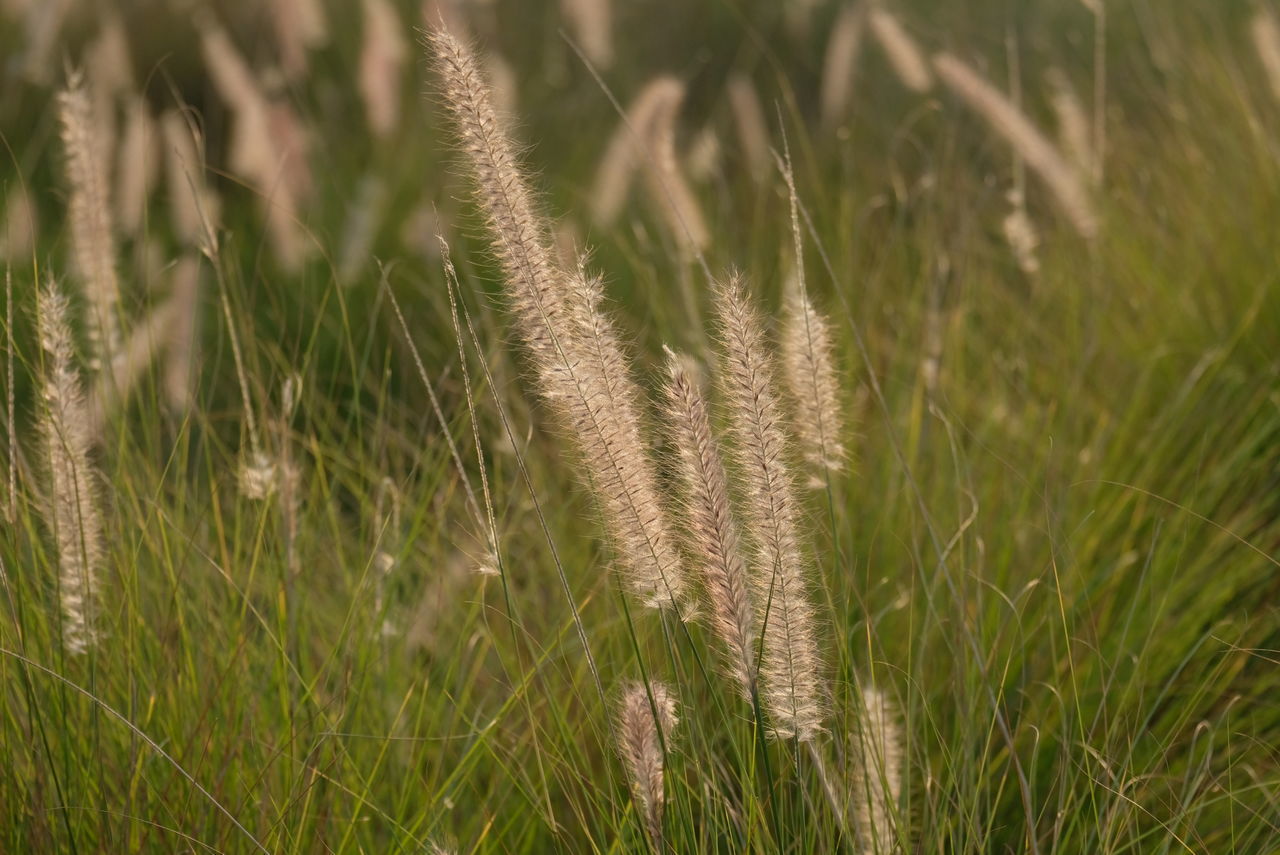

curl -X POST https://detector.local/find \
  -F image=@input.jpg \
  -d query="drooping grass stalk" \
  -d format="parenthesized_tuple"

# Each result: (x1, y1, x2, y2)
(820, 3, 868, 128)
(616, 681, 678, 850)
(115, 95, 155, 238)
(715, 275, 825, 742)
(359, 0, 408, 139)
(591, 76, 683, 227)
(867, 7, 933, 93)
(37, 283, 104, 655)
(727, 74, 770, 182)
(58, 70, 121, 374)
(933, 51, 1098, 239)
(429, 27, 688, 611)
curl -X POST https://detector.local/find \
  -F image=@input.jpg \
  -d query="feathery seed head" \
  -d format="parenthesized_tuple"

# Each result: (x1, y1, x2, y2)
(58, 69, 122, 373)
(616, 681, 678, 848)
(430, 31, 687, 612)
(714, 275, 826, 740)
(781, 282, 846, 478)
(663, 348, 757, 697)
(849, 684, 904, 853)
(37, 282, 104, 655)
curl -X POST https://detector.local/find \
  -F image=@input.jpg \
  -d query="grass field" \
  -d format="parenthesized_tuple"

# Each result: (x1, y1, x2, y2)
(2, 1, 1279, 852)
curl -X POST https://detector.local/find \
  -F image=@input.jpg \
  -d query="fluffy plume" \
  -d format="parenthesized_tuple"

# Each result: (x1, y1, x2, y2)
(561, 0, 613, 70)
(781, 284, 846, 477)
(590, 76, 684, 226)
(116, 95, 157, 237)
(1002, 188, 1040, 276)
(1044, 67, 1093, 181)
(1252, 7, 1280, 105)
(360, 0, 409, 138)
(934, 52, 1098, 239)
(616, 681, 678, 849)
(59, 70, 121, 373)
(727, 74, 770, 182)
(820, 3, 868, 128)
(160, 109, 219, 251)
(430, 28, 687, 609)
(37, 284, 103, 655)
(663, 350, 757, 697)
(642, 83, 709, 253)
(868, 7, 933, 93)
(200, 14, 311, 270)
(849, 685, 904, 853)
(715, 276, 825, 740)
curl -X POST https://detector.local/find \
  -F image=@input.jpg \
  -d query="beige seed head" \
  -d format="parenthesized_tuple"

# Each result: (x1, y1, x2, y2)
(934, 51, 1098, 239)
(663, 349, 757, 697)
(590, 76, 684, 227)
(715, 275, 825, 741)
(868, 7, 933, 93)
(37, 283, 104, 655)
(616, 681, 678, 848)
(58, 70, 122, 373)
(727, 74, 770, 182)
(849, 685, 904, 853)
(781, 281, 846, 478)
(560, 0, 613, 70)
(820, 3, 868, 128)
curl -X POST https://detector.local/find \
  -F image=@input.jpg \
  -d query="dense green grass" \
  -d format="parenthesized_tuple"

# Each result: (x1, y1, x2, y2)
(2, 1, 1279, 851)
